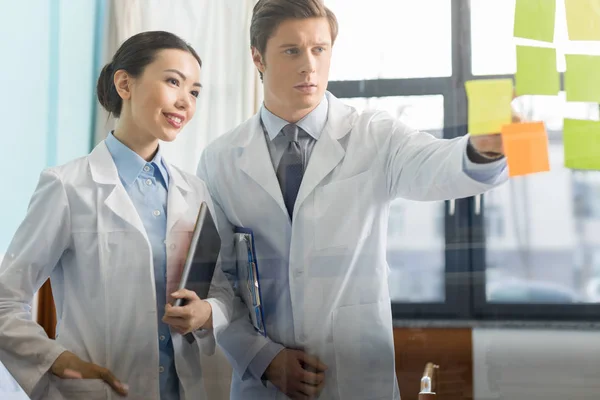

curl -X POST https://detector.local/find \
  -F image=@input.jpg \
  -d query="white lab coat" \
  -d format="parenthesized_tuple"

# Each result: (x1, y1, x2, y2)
(197, 91, 507, 400)
(0, 141, 232, 400)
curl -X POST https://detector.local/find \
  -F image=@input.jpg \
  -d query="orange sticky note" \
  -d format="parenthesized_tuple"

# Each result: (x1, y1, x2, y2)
(501, 122, 550, 177)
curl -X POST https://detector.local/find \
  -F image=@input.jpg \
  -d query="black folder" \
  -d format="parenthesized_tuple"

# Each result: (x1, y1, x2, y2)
(174, 201, 221, 343)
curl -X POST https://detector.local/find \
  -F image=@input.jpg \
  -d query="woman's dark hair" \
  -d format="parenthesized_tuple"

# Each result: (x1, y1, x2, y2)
(96, 31, 202, 118)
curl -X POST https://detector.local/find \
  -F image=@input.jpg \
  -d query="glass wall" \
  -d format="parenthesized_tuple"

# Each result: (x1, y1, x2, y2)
(326, 0, 600, 319)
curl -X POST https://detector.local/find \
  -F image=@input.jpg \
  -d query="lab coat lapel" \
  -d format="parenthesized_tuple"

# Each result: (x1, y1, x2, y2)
(236, 115, 289, 220)
(164, 164, 193, 299)
(165, 165, 191, 235)
(88, 142, 147, 238)
(293, 93, 357, 216)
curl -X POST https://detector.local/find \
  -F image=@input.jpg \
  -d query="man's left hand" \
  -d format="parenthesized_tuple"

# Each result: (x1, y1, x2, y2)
(163, 289, 213, 334)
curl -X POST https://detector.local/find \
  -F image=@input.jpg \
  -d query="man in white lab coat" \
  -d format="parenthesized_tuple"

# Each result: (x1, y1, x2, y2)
(197, 1, 510, 399)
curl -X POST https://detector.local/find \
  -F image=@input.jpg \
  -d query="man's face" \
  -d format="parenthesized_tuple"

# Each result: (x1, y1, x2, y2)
(253, 17, 332, 121)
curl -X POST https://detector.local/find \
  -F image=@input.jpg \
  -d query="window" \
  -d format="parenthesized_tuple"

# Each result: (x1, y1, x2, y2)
(484, 202, 505, 239)
(467, 2, 600, 319)
(386, 197, 446, 303)
(326, 0, 459, 314)
(470, 0, 600, 76)
(340, 95, 444, 135)
(326, 0, 464, 315)
(328, 0, 600, 321)
(484, 97, 600, 305)
(326, 0, 452, 80)
(339, 95, 446, 303)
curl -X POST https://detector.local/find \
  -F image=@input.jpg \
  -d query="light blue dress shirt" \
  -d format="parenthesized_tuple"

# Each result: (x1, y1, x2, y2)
(247, 96, 508, 379)
(262, 94, 328, 171)
(105, 133, 179, 400)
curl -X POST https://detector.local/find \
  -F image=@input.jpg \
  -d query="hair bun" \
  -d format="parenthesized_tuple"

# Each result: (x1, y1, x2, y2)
(96, 62, 121, 116)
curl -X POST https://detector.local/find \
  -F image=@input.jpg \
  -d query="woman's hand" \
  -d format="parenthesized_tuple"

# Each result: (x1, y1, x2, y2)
(163, 289, 213, 334)
(50, 351, 128, 396)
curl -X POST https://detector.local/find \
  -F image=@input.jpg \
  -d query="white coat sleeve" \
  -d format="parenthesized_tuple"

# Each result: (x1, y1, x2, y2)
(196, 150, 276, 379)
(0, 168, 70, 395)
(370, 111, 508, 201)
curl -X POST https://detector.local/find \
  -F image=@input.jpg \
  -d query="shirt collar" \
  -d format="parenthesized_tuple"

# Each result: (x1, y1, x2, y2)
(104, 132, 169, 187)
(260, 95, 329, 141)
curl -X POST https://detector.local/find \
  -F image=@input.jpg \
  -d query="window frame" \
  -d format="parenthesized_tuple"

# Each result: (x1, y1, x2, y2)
(329, 1, 472, 320)
(328, 0, 600, 322)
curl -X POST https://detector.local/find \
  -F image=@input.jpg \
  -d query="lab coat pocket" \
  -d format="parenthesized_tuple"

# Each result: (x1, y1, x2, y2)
(52, 377, 108, 400)
(332, 300, 395, 400)
(314, 170, 372, 251)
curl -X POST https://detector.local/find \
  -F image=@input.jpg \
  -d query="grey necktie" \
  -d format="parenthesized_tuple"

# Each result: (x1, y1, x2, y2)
(276, 124, 304, 219)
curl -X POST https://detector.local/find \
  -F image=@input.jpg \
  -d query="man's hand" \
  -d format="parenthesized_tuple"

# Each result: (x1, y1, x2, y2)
(163, 289, 213, 333)
(469, 106, 523, 158)
(50, 351, 128, 396)
(264, 349, 327, 399)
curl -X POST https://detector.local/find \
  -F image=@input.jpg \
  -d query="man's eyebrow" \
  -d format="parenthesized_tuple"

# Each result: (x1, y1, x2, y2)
(278, 41, 331, 48)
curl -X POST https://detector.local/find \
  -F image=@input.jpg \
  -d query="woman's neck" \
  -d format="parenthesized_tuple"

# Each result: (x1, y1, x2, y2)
(113, 123, 159, 162)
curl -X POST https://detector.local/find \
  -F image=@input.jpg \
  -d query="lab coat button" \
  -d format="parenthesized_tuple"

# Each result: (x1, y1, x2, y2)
(145, 179, 153, 186)
(143, 165, 150, 172)
(159, 335, 165, 341)
(153, 210, 161, 217)
(159, 366, 165, 373)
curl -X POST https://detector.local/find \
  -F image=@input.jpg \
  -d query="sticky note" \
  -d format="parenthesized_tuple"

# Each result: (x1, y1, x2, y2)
(501, 122, 550, 177)
(465, 79, 513, 135)
(564, 54, 600, 102)
(514, 0, 556, 42)
(565, 0, 600, 40)
(515, 46, 559, 96)
(564, 119, 600, 170)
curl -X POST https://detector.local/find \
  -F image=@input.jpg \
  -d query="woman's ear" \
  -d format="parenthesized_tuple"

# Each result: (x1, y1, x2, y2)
(114, 69, 132, 101)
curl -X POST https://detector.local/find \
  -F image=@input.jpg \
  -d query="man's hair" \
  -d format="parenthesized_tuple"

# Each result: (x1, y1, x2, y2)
(250, 0, 338, 79)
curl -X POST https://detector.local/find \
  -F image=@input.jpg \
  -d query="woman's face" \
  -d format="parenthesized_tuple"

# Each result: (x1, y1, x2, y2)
(118, 48, 202, 143)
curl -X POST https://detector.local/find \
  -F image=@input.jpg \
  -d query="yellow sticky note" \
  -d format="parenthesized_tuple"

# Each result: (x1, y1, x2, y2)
(501, 122, 550, 177)
(465, 79, 513, 136)
(564, 54, 600, 102)
(514, 0, 556, 42)
(564, 119, 600, 170)
(565, 0, 600, 40)
(516, 46, 559, 96)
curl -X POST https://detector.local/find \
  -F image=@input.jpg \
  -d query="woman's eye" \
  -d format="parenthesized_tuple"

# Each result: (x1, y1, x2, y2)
(191, 91, 199, 98)
(168, 78, 179, 86)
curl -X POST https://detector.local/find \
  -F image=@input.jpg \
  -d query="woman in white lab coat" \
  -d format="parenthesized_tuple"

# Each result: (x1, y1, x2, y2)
(0, 31, 231, 400)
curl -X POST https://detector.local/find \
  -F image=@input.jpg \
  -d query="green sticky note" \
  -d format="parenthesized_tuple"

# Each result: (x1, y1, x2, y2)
(514, 0, 556, 42)
(565, 0, 600, 40)
(564, 119, 600, 170)
(564, 54, 600, 102)
(515, 46, 559, 96)
(465, 79, 513, 136)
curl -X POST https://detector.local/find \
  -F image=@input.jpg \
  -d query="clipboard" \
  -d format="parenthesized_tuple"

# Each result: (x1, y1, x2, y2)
(234, 227, 267, 337)
(175, 201, 221, 343)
